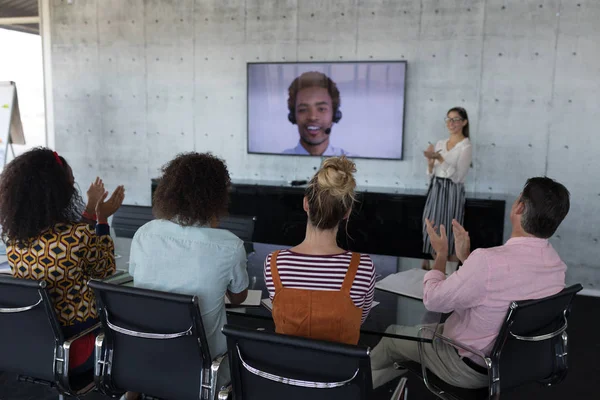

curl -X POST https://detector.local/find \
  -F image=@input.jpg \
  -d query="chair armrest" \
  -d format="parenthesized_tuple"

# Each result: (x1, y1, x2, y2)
(94, 333, 105, 392)
(418, 326, 490, 367)
(415, 326, 493, 400)
(210, 353, 228, 400)
(57, 322, 103, 390)
(218, 385, 232, 400)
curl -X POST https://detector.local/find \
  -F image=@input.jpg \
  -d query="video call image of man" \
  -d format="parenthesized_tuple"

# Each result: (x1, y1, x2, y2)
(283, 71, 351, 156)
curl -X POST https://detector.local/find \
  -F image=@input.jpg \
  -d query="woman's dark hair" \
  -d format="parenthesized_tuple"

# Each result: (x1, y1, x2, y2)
(153, 152, 231, 226)
(447, 107, 470, 138)
(520, 177, 570, 238)
(305, 156, 356, 230)
(0, 147, 84, 245)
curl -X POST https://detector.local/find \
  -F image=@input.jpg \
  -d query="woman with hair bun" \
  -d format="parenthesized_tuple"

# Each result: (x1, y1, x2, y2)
(263, 156, 376, 345)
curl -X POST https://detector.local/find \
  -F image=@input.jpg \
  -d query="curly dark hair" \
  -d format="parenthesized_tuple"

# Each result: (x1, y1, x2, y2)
(153, 152, 231, 226)
(0, 147, 84, 245)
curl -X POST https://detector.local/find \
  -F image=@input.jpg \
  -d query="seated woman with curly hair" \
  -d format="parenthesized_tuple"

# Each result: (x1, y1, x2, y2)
(0, 147, 125, 373)
(126, 152, 248, 399)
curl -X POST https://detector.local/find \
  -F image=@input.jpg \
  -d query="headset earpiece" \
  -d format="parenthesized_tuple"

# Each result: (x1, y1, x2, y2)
(333, 109, 342, 123)
(288, 111, 296, 125)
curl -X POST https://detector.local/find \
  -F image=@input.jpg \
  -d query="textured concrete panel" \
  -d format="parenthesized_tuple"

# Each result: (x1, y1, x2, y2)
(97, 46, 147, 110)
(53, 97, 102, 141)
(246, 0, 297, 44)
(357, 0, 421, 42)
(546, 110, 598, 190)
(51, 45, 100, 101)
(298, 0, 358, 59)
(355, 39, 417, 63)
(97, 0, 145, 47)
(414, 39, 483, 89)
(194, 45, 246, 91)
(245, 44, 299, 64)
(146, 46, 194, 89)
(484, 0, 560, 39)
(558, 1, 600, 38)
(51, 0, 97, 46)
(99, 108, 147, 162)
(553, 35, 600, 94)
(96, 161, 151, 206)
(146, 117, 195, 177)
(480, 37, 557, 99)
(474, 143, 546, 195)
(194, 0, 246, 46)
(421, 0, 484, 39)
(144, 0, 194, 47)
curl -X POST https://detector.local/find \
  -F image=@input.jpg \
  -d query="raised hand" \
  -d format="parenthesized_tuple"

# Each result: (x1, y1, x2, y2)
(425, 218, 448, 258)
(424, 143, 436, 159)
(452, 219, 471, 263)
(96, 185, 125, 223)
(86, 177, 105, 214)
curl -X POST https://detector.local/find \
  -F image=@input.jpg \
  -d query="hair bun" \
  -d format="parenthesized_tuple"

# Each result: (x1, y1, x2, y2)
(316, 156, 357, 198)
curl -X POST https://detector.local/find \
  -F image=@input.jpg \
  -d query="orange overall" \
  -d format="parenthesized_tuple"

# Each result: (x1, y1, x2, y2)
(270, 250, 363, 345)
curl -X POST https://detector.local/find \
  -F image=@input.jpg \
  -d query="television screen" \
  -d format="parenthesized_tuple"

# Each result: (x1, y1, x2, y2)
(247, 61, 407, 160)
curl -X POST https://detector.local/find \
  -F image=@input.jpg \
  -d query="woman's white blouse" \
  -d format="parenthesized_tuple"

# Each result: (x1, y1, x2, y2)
(426, 138, 472, 184)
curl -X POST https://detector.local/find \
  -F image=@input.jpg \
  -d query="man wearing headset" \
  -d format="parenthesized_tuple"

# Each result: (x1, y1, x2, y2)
(283, 71, 350, 156)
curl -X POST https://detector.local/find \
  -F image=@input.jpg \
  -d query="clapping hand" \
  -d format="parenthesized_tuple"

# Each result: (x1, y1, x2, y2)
(86, 177, 105, 214)
(95, 185, 125, 223)
(425, 218, 448, 259)
(452, 219, 471, 263)
(424, 144, 436, 159)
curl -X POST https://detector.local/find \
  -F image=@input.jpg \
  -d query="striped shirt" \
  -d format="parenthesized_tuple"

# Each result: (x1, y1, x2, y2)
(264, 250, 376, 323)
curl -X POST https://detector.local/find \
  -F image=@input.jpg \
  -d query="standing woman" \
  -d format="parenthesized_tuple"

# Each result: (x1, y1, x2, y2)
(422, 107, 473, 269)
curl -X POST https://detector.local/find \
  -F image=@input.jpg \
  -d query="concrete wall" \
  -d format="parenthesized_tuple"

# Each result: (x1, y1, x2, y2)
(47, 0, 599, 289)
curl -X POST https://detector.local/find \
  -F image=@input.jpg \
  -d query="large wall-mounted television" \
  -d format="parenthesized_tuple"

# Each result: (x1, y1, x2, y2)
(247, 61, 407, 160)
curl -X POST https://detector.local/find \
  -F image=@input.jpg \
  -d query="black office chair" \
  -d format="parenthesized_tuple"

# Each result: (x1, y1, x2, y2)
(0, 275, 98, 399)
(401, 283, 583, 400)
(89, 279, 226, 400)
(220, 324, 375, 400)
(112, 205, 155, 238)
(112, 205, 256, 251)
(218, 215, 257, 254)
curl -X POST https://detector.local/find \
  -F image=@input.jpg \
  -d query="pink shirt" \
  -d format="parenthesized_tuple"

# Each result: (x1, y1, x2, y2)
(423, 237, 566, 362)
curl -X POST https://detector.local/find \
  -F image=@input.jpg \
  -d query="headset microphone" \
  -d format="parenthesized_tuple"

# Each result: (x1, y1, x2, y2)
(325, 127, 332, 135)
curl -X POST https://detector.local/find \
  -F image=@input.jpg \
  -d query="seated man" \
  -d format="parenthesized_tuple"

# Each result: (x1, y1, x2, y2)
(371, 177, 570, 389)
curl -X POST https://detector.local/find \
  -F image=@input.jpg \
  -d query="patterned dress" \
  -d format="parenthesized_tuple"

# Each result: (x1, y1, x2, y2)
(8, 222, 115, 327)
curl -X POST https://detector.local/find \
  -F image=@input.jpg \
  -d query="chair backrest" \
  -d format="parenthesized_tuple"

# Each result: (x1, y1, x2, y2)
(112, 205, 256, 243)
(112, 205, 154, 238)
(217, 215, 256, 243)
(491, 284, 583, 391)
(0, 275, 63, 382)
(88, 280, 212, 400)
(222, 324, 373, 400)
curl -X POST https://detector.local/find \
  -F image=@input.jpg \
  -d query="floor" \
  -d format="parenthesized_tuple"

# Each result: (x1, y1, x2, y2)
(1, 295, 598, 399)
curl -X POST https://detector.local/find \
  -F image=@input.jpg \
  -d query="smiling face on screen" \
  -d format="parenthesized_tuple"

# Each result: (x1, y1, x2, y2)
(295, 86, 334, 150)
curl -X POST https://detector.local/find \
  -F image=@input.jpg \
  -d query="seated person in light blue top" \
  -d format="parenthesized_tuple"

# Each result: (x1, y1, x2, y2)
(283, 71, 350, 156)
(128, 152, 248, 396)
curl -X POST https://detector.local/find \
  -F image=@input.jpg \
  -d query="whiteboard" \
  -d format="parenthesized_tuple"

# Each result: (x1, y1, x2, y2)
(0, 81, 26, 169)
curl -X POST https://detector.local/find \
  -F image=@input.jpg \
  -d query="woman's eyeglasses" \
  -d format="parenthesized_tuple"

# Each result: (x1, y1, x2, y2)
(444, 117, 464, 123)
